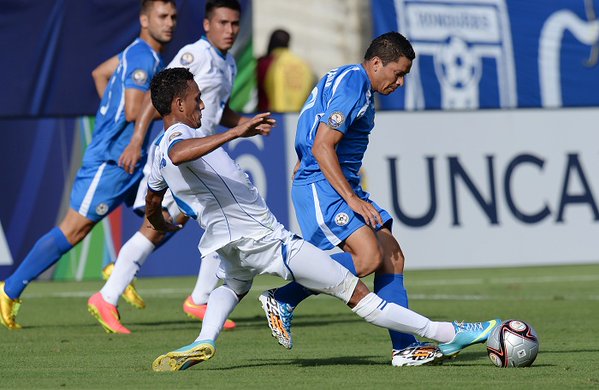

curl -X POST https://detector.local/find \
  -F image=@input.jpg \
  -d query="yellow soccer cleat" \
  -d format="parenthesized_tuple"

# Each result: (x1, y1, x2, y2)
(102, 262, 146, 309)
(152, 340, 215, 372)
(0, 281, 22, 330)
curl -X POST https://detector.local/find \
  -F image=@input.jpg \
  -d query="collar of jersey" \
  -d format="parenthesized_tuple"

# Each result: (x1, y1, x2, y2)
(357, 63, 374, 93)
(201, 35, 227, 60)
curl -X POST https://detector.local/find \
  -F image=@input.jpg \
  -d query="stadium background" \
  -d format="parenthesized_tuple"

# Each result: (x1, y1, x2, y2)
(1, 0, 598, 281)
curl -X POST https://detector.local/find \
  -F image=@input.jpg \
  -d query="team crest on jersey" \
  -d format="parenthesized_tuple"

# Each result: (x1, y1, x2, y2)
(160, 158, 166, 169)
(169, 131, 182, 141)
(328, 111, 345, 129)
(335, 212, 350, 226)
(132, 69, 148, 86)
(96, 203, 109, 216)
(180, 52, 194, 66)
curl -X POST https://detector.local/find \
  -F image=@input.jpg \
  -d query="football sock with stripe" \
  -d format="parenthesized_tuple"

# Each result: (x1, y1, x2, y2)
(352, 292, 453, 342)
(374, 273, 418, 349)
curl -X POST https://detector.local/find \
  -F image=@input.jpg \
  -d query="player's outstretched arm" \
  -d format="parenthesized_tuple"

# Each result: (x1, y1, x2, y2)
(168, 113, 275, 165)
(312, 123, 382, 228)
(221, 103, 275, 133)
(145, 188, 182, 232)
(92, 55, 119, 98)
(119, 92, 161, 174)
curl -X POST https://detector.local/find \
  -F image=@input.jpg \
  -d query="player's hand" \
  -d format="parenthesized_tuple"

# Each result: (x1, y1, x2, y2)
(235, 113, 276, 138)
(118, 144, 142, 174)
(347, 196, 383, 228)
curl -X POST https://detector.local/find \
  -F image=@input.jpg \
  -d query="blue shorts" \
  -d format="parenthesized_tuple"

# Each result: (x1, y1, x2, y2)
(70, 160, 142, 222)
(291, 179, 392, 250)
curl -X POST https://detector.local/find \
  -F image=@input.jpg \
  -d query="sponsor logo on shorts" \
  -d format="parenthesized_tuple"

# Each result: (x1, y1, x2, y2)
(335, 212, 349, 226)
(328, 111, 345, 129)
(180, 52, 194, 66)
(96, 203, 109, 216)
(169, 131, 182, 141)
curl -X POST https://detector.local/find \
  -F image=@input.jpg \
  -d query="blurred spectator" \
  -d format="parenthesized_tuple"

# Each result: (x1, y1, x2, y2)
(257, 29, 314, 112)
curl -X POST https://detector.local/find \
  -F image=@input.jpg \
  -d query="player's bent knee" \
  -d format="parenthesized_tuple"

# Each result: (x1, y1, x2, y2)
(353, 250, 383, 277)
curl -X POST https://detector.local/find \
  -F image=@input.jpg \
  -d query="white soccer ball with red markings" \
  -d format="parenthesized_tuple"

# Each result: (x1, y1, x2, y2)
(487, 319, 539, 367)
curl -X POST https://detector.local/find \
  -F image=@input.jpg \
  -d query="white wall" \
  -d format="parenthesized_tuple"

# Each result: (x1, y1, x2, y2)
(253, 0, 372, 79)
(285, 108, 599, 269)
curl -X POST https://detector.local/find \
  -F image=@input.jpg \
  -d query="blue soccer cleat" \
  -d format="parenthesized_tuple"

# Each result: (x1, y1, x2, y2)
(152, 340, 215, 372)
(258, 289, 294, 349)
(439, 319, 500, 357)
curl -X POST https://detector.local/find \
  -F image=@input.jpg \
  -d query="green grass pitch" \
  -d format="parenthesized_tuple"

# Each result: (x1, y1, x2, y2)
(1, 263, 598, 389)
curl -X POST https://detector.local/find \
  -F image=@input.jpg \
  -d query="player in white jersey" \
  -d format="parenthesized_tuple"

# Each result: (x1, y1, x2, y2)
(88, 0, 269, 333)
(144, 67, 499, 371)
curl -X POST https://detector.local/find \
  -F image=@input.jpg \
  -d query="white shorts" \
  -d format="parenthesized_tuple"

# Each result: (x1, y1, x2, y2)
(216, 226, 359, 302)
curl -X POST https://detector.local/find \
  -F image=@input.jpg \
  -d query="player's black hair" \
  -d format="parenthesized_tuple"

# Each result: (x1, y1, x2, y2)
(140, 0, 175, 15)
(151, 68, 195, 116)
(267, 29, 290, 54)
(205, 0, 241, 19)
(364, 32, 415, 65)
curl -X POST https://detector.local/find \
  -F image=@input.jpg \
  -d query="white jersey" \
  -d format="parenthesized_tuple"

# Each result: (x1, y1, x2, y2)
(148, 123, 282, 254)
(134, 37, 237, 213)
(167, 37, 237, 136)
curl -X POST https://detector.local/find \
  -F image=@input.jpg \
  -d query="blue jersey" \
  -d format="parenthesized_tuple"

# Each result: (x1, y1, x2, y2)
(294, 63, 375, 187)
(84, 38, 163, 166)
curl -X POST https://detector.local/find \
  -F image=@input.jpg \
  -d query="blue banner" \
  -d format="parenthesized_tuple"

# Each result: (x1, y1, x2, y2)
(371, 0, 599, 110)
(0, 0, 250, 117)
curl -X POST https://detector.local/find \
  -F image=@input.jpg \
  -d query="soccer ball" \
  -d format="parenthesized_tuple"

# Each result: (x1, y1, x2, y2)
(486, 320, 539, 367)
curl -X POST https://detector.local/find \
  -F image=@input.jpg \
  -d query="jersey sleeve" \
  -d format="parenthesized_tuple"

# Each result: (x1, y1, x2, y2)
(167, 44, 209, 76)
(123, 45, 156, 92)
(164, 124, 196, 152)
(320, 70, 369, 134)
(147, 143, 168, 192)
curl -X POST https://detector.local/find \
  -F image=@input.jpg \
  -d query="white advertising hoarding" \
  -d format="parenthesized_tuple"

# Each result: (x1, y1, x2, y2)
(285, 108, 599, 269)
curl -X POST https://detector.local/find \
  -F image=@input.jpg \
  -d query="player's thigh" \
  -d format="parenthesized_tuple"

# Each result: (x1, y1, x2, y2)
(70, 161, 142, 222)
(341, 225, 384, 276)
(287, 240, 359, 304)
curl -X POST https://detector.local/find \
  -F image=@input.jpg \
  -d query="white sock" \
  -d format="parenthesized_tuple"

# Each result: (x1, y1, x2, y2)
(352, 293, 455, 343)
(190, 252, 222, 304)
(100, 232, 154, 306)
(196, 286, 239, 342)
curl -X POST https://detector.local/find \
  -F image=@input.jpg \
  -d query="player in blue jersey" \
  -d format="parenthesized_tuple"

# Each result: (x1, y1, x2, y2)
(0, 0, 177, 330)
(258, 32, 442, 366)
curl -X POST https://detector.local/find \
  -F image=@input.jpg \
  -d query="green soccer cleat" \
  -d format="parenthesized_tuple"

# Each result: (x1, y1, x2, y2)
(439, 319, 500, 357)
(152, 340, 216, 372)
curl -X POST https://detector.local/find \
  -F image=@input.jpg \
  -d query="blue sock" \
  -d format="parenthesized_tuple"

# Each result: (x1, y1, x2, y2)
(4, 227, 73, 299)
(274, 252, 358, 308)
(374, 273, 418, 350)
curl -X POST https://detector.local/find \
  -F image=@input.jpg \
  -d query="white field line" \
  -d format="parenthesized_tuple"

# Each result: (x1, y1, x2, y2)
(22, 274, 599, 300)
